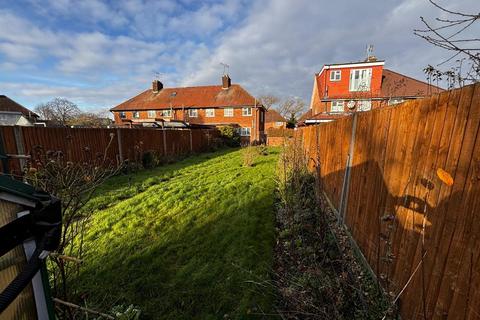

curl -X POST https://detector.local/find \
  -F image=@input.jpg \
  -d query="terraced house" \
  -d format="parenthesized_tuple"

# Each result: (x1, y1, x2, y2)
(110, 75, 266, 143)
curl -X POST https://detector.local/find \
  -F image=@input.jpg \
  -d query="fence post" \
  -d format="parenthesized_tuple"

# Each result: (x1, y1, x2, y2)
(116, 128, 123, 163)
(338, 113, 358, 224)
(189, 129, 193, 153)
(162, 129, 167, 155)
(13, 126, 26, 170)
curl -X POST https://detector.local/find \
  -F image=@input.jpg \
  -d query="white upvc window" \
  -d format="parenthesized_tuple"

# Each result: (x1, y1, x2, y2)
(224, 107, 234, 117)
(240, 127, 251, 136)
(330, 70, 341, 81)
(147, 110, 156, 118)
(357, 100, 372, 111)
(275, 121, 284, 127)
(388, 98, 404, 106)
(188, 109, 198, 117)
(349, 68, 372, 92)
(205, 108, 215, 117)
(162, 109, 172, 117)
(331, 100, 344, 113)
(242, 107, 252, 116)
(119, 111, 126, 119)
(132, 111, 140, 118)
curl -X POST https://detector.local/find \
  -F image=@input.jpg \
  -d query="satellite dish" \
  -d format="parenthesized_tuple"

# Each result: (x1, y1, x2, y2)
(347, 100, 356, 110)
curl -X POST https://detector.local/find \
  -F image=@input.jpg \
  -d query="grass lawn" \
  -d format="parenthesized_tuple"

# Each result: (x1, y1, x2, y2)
(75, 148, 279, 319)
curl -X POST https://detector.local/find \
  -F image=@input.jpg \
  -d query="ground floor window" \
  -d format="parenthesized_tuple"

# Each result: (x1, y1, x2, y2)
(331, 100, 344, 113)
(388, 98, 404, 106)
(357, 100, 372, 111)
(162, 109, 172, 117)
(147, 110, 156, 118)
(240, 127, 251, 136)
(188, 109, 198, 117)
(206, 108, 215, 117)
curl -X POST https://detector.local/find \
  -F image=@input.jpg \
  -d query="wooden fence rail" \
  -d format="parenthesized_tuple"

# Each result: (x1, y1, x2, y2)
(299, 82, 480, 319)
(0, 127, 219, 175)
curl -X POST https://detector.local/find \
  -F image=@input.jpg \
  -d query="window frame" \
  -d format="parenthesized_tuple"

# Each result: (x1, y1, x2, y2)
(188, 108, 198, 117)
(119, 111, 126, 119)
(330, 100, 345, 113)
(349, 68, 372, 92)
(240, 127, 251, 136)
(242, 107, 252, 116)
(132, 111, 140, 118)
(205, 108, 215, 117)
(147, 110, 156, 118)
(357, 100, 372, 111)
(162, 109, 172, 118)
(330, 70, 341, 81)
(224, 107, 234, 117)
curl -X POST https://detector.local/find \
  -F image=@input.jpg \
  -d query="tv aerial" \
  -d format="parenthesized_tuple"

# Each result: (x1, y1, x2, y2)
(220, 62, 230, 75)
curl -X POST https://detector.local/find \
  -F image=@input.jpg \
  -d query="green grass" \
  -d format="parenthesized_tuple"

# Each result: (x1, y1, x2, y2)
(75, 148, 279, 319)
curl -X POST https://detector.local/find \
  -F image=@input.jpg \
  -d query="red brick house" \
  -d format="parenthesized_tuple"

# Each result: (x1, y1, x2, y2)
(265, 109, 287, 130)
(110, 75, 266, 143)
(303, 57, 444, 124)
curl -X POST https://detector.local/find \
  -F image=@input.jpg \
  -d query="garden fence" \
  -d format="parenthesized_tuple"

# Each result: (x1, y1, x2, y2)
(298, 82, 480, 319)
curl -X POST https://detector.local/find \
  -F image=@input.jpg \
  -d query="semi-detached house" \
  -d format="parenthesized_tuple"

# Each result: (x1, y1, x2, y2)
(110, 75, 266, 143)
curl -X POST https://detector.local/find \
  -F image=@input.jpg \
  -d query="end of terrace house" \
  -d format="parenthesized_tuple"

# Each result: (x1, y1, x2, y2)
(110, 75, 266, 144)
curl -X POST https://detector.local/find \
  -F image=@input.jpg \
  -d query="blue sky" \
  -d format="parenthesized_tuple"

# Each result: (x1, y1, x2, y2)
(0, 0, 478, 112)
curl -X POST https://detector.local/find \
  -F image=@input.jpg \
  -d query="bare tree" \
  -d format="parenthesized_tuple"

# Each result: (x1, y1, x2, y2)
(258, 94, 280, 110)
(414, 0, 480, 88)
(276, 97, 306, 120)
(69, 112, 113, 127)
(35, 98, 81, 125)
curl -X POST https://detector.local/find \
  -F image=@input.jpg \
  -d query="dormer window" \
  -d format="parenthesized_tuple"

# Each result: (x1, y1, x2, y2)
(330, 70, 341, 81)
(349, 68, 372, 92)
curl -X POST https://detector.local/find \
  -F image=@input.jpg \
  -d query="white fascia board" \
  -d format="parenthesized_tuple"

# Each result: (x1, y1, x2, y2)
(319, 61, 385, 75)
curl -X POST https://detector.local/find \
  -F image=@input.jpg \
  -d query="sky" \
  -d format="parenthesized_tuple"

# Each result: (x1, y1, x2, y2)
(0, 0, 478, 112)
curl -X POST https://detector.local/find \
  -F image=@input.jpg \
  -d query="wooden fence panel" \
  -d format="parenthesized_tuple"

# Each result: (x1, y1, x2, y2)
(0, 127, 218, 173)
(298, 82, 480, 319)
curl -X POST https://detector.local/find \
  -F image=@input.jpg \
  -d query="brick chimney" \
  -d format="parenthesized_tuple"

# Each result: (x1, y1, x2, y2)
(152, 80, 163, 93)
(222, 74, 231, 89)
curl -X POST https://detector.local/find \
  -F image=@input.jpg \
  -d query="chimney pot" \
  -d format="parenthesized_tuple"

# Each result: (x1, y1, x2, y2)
(152, 80, 163, 93)
(222, 75, 231, 89)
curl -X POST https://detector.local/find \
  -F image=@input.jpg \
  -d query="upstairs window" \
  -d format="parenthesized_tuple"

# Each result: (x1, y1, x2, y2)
(240, 127, 251, 136)
(147, 110, 156, 118)
(132, 111, 140, 118)
(119, 111, 126, 119)
(162, 109, 172, 117)
(330, 70, 341, 81)
(205, 108, 215, 117)
(242, 107, 252, 116)
(349, 68, 372, 92)
(224, 107, 234, 117)
(331, 100, 344, 113)
(188, 109, 198, 117)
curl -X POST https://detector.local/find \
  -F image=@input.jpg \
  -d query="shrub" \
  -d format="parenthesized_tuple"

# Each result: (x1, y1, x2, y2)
(218, 125, 241, 147)
(242, 145, 256, 167)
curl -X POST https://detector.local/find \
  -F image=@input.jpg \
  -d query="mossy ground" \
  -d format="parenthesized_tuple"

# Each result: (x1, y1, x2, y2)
(75, 148, 279, 319)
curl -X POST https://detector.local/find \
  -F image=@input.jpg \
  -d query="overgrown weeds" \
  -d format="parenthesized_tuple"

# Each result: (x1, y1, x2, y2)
(272, 135, 389, 319)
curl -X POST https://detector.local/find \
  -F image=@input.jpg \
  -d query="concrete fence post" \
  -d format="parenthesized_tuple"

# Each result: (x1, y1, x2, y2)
(338, 113, 358, 224)
(162, 129, 167, 156)
(116, 128, 123, 163)
(189, 129, 193, 153)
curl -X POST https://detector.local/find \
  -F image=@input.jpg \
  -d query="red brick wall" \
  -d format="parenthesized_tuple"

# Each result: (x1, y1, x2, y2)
(312, 64, 384, 115)
(113, 106, 265, 142)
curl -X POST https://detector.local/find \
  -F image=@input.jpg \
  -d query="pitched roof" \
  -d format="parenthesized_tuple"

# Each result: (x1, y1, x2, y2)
(0, 95, 38, 118)
(381, 69, 444, 98)
(265, 109, 286, 122)
(111, 84, 260, 111)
